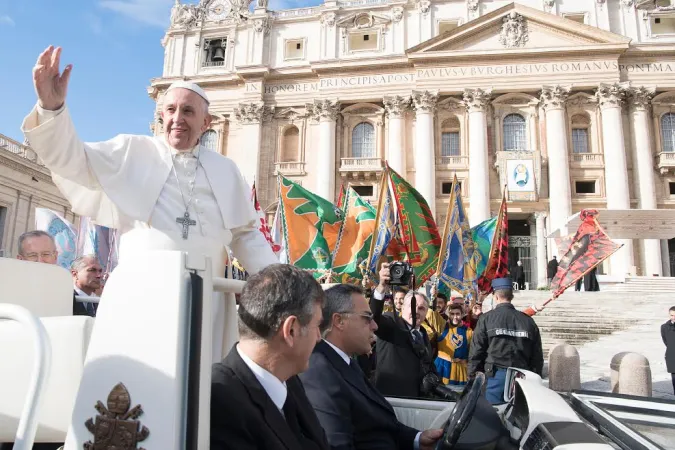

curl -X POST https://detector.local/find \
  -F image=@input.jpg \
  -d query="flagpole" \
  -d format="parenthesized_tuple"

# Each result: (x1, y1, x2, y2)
(433, 174, 458, 291)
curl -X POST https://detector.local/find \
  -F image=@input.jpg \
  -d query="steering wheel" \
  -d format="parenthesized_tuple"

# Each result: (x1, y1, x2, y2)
(438, 372, 485, 449)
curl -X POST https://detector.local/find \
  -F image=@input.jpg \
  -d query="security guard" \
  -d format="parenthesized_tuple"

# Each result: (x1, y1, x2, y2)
(468, 277, 544, 404)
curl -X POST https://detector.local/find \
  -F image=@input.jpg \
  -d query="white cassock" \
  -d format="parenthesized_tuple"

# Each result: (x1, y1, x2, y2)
(21, 104, 278, 362)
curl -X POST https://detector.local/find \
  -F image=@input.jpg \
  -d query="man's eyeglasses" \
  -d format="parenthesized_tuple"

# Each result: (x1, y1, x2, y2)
(342, 311, 374, 324)
(22, 251, 56, 261)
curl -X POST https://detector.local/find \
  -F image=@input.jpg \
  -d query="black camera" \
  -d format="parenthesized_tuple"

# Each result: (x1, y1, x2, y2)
(388, 261, 414, 286)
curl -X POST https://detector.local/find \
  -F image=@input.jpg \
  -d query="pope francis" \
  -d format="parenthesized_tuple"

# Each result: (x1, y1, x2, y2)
(21, 45, 278, 361)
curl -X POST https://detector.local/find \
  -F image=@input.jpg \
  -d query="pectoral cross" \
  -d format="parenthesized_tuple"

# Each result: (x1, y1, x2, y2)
(176, 211, 196, 240)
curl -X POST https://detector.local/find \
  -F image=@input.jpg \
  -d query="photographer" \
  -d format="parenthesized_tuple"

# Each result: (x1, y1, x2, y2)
(371, 263, 436, 398)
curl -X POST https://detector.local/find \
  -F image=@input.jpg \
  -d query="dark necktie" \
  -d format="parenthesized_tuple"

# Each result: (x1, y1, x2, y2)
(411, 328, 422, 344)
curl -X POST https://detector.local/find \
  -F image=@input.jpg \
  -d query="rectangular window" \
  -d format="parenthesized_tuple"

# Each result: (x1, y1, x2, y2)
(203, 38, 227, 67)
(284, 39, 305, 61)
(572, 128, 589, 154)
(575, 181, 596, 194)
(651, 15, 675, 35)
(669, 182, 675, 196)
(353, 185, 374, 197)
(563, 13, 586, 24)
(348, 31, 379, 52)
(441, 182, 461, 195)
(441, 132, 460, 156)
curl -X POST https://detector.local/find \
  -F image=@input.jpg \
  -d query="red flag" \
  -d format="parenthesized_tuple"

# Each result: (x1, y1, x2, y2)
(476, 191, 509, 294)
(336, 183, 347, 211)
(550, 209, 622, 297)
(251, 182, 281, 253)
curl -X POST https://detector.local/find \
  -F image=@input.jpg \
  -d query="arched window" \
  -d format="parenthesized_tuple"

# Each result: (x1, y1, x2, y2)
(351, 122, 375, 158)
(571, 114, 590, 154)
(280, 126, 299, 162)
(441, 117, 460, 157)
(503, 113, 527, 151)
(200, 129, 218, 151)
(661, 113, 675, 153)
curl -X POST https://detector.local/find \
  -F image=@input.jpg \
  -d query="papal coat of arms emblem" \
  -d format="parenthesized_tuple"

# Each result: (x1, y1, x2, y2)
(84, 383, 150, 450)
(499, 12, 528, 48)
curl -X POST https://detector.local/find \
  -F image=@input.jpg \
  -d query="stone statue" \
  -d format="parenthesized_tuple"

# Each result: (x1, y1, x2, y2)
(171, 3, 204, 28)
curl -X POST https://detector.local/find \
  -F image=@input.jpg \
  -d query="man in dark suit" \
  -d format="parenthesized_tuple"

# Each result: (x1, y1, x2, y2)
(371, 264, 435, 399)
(211, 264, 329, 450)
(71, 255, 102, 317)
(301, 283, 443, 450)
(662, 306, 675, 394)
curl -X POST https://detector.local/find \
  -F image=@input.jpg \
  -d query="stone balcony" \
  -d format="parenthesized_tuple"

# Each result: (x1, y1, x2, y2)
(435, 155, 469, 170)
(274, 161, 306, 176)
(0, 134, 43, 166)
(569, 153, 605, 168)
(339, 157, 383, 179)
(657, 151, 675, 174)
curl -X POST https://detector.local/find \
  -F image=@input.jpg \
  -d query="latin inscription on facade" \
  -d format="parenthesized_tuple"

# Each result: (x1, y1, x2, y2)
(257, 62, 675, 95)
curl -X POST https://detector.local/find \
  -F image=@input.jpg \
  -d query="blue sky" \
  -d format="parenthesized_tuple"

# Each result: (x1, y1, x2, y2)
(0, 0, 319, 144)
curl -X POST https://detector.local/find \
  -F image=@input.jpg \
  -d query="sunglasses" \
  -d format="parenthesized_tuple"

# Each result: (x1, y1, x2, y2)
(342, 311, 374, 324)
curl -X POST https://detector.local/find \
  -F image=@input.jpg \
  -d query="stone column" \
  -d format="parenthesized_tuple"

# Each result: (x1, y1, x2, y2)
(383, 95, 410, 176)
(628, 87, 662, 276)
(540, 86, 572, 241)
(535, 212, 548, 288)
(234, 102, 268, 186)
(311, 99, 340, 201)
(661, 239, 671, 277)
(412, 91, 438, 216)
(463, 88, 492, 226)
(596, 82, 634, 276)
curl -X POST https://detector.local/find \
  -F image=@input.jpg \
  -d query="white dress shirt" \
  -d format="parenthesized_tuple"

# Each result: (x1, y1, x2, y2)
(324, 339, 351, 365)
(236, 344, 287, 412)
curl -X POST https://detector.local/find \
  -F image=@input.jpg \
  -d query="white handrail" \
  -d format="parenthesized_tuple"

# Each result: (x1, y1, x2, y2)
(212, 277, 245, 294)
(0, 303, 52, 450)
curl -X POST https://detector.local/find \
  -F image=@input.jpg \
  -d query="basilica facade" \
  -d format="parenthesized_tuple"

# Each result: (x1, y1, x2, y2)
(150, 0, 675, 286)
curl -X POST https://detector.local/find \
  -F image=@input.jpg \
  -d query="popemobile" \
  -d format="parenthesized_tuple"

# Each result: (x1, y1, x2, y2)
(1, 229, 674, 450)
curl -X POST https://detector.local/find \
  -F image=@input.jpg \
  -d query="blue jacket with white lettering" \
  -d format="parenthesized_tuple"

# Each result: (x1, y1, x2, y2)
(467, 302, 543, 377)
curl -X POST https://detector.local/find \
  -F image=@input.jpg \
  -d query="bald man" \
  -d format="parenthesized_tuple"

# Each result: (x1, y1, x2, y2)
(21, 46, 278, 361)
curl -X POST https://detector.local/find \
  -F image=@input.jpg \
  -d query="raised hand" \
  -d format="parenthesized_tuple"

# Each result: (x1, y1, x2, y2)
(32, 46, 72, 111)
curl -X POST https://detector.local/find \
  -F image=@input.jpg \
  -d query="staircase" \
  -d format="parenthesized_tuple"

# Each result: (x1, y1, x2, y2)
(507, 289, 673, 355)
(601, 276, 675, 294)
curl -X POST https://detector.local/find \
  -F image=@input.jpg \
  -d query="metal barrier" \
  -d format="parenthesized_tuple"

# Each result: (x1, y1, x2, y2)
(0, 303, 52, 450)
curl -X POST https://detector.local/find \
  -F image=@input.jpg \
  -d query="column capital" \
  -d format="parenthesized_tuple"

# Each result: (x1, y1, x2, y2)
(628, 86, 656, 111)
(234, 102, 272, 124)
(595, 82, 630, 109)
(307, 99, 340, 122)
(540, 85, 571, 111)
(384, 95, 411, 118)
(462, 88, 492, 113)
(533, 211, 547, 221)
(412, 90, 438, 114)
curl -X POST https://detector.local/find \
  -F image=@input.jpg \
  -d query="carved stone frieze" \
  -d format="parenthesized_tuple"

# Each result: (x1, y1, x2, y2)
(383, 95, 411, 118)
(320, 12, 336, 27)
(391, 7, 404, 23)
(628, 86, 656, 111)
(595, 82, 630, 109)
(170, 0, 251, 29)
(412, 90, 439, 114)
(540, 85, 571, 110)
(235, 102, 273, 124)
(336, 11, 391, 30)
(499, 12, 529, 48)
(306, 99, 341, 122)
(462, 88, 492, 113)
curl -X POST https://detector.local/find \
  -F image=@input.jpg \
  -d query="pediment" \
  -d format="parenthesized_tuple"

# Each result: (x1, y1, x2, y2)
(408, 2, 630, 57)
(274, 107, 307, 120)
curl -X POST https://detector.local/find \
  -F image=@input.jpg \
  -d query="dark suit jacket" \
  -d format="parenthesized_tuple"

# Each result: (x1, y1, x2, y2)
(370, 297, 435, 398)
(72, 291, 96, 317)
(300, 340, 418, 450)
(211, 346, 330, 450)
(662, 320, 675, 373)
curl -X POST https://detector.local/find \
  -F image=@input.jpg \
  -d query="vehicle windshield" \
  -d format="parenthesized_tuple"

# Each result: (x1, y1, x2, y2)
(569, 391, 675, 450)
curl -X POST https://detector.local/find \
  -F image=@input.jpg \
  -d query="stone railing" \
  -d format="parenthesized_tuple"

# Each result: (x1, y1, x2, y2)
(435, 155, 469, 168)
(570, 153, 604, 167)
(657, 151, 675, 174)
(339, 157, 383, 171)
(272, 7, 321, 19)
(274, 161, 306, 176)
(0, 134, 43, 166)
(338, 0, 390, 7)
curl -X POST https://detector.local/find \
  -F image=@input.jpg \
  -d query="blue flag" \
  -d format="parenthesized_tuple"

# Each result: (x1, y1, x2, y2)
(364, 169, 398, 276)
